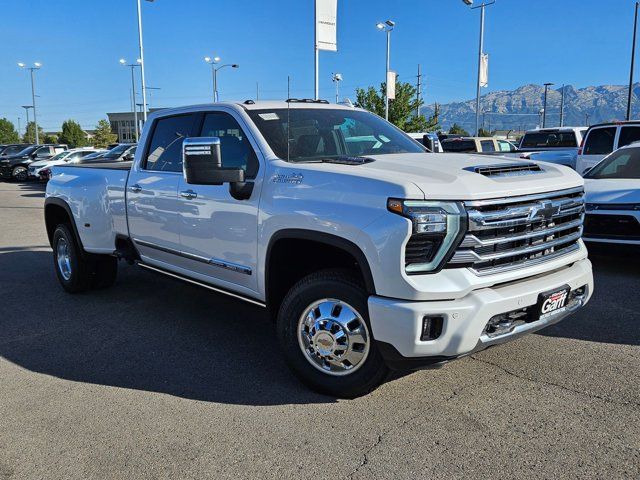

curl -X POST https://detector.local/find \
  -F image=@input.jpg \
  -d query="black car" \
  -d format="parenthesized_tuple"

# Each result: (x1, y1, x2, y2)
(0, 144, 68, 181)
(0, 143, 32, 158)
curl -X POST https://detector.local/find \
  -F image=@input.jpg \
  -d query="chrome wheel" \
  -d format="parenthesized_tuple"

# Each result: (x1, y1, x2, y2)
(56, 237, 72, 281)
(13, 166, 28, 182)
(298, 299, 370, 376)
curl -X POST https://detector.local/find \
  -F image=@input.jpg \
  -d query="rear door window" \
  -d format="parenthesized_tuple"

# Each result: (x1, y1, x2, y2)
(480, 140, 495, 152)
(583, 127, 616, 155)
(442, 140, 477, 152)
(617, 126, 640, 148)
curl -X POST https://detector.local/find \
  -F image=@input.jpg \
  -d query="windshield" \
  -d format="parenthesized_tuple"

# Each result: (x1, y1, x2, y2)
(13, 146, 38, 157)
(585, 148, 640, 179)
(520, 131, 578, 148)
(47, 151, 70, 162)
(246, 108, 424, 161)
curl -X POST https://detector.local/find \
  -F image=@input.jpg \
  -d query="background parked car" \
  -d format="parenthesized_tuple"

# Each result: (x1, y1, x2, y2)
(516, 127, 587, 169)
(77, 144, 136, 164)
(0, 144, 68, 181)
(576, 121, 640, 175)
(441, 136, 500, 153)
(583, 143, 640, 246)
(29, 148, 100, 180)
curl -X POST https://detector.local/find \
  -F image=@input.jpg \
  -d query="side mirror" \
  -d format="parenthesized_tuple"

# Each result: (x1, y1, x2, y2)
(123, 152, 135, 161)
(183, 137, 244, 185)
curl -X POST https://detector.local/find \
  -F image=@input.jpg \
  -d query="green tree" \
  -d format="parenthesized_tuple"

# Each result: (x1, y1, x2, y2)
(91, 119, 118, 149)
(43, 133, 59, 144)
(23, 121, 44, 144)
(449, 123, 470, 136)
(478, 128, 491, 137)
(59, 119, 88, 148)
(355, 80, 439, 132)
(0, 118, 20, 143)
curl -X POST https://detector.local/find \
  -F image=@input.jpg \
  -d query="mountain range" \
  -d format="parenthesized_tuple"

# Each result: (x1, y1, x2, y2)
(422, 83, 640, 133)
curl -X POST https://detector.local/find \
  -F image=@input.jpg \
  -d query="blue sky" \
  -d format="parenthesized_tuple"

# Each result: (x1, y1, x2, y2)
(0, 0, 636, 132)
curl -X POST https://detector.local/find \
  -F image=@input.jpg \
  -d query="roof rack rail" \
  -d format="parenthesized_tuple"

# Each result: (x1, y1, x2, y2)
(243, 99, 255, 105)
(286, 98, 330, 104)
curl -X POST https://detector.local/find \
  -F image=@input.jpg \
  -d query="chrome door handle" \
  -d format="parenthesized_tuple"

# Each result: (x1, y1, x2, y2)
(129, 184, 142, 193)
(180, 190, 197, 199)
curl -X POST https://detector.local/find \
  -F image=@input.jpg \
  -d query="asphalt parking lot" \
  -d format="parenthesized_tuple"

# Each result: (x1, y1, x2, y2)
(0, 181, 638, 480)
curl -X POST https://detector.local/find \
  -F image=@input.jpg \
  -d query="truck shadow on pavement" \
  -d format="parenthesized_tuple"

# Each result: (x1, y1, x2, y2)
(0, 250, 334, 406)
(537, 248, 640, 346)
(1, 248, 637, 405)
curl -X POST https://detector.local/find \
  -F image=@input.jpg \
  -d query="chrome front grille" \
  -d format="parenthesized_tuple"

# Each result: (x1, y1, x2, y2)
(448, 187, 585, 275)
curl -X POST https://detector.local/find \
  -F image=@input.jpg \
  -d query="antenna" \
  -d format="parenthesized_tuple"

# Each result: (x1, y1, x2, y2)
(287, 75, 291, 162)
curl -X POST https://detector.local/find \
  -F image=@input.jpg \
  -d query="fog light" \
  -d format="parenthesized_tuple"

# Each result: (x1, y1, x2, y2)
(421, 315, 444, 341)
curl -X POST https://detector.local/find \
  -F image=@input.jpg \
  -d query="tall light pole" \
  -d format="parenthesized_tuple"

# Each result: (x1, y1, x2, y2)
(559, 84, 566, 127)
(136, 0, 154, 122)
(120, 58, 141, 142)
(332, 73, 342, 103)
(628, 2, 639, 120)
(204, 57, 239, 102)
(462, 0, 495, 136)
(21, 105, 33, 138)
(18, 62, 41, 144)
(377, 20, 395, 121)
(542, 82, 554, 128)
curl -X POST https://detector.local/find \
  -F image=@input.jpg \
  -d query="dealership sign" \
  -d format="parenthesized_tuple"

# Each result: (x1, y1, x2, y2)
(316, 0, 337, 52)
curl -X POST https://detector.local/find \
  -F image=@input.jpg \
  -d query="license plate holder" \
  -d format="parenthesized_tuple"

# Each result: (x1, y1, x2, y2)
(535, 285, 571, 321)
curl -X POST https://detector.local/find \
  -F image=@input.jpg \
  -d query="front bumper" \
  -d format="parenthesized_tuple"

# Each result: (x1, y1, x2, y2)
(0, 165, 13, 179)
(368, 259, 593, 369)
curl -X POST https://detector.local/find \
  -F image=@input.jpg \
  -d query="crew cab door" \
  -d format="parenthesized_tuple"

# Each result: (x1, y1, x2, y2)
(176, 110, 262, 294)
(127, 113, 199, 264)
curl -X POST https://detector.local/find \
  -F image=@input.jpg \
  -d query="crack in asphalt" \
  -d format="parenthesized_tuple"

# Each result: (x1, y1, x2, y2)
(345, 379, 484, 480)
(470, 355, 640, 409)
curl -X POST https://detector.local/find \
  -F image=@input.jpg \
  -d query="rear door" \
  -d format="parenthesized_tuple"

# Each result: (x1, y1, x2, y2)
(578, 126, 617, 174)
(127, 113, 199, 265)
(177, 109, 263, 294)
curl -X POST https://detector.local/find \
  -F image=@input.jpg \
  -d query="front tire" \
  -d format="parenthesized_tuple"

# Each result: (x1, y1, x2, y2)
(277, 269, 388, 398)
(12, 166, 28, 182)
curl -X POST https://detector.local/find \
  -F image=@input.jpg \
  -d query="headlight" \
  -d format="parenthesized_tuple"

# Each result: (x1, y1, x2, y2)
(388, 199, 464, 273)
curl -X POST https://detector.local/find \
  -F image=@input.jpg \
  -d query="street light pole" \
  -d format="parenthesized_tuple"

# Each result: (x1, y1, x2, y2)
(18, 63, 41, 144)
(204, 57, 239, 102)
(136, 0, 153, 122)
(628, 1, 639, 120)
(21, 106, 32, 138)
(462, 1, 495, 136)
(542, 82, 554, 128)
(332, 73, 342, 103)
(377, 20, 395, 121)
(120, 59, 141, 142)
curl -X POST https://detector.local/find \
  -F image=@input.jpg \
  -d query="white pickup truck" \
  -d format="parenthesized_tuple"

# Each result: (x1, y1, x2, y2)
(44, 100, 593, 397)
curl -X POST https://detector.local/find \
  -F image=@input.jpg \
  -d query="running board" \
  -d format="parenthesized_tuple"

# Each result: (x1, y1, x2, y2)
(138, 263, 266, 308)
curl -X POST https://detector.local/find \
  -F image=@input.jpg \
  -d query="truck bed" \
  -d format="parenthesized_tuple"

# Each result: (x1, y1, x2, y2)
(47, 163, 132, 254)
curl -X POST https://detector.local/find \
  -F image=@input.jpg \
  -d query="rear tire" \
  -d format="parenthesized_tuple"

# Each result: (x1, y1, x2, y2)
(277, 269, 389, 398)
(52, 224, 92, 293)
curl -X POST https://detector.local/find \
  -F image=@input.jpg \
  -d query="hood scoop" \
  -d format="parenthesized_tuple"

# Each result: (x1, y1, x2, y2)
(466, 163, 543, 178)
(319, 156, 375, 165)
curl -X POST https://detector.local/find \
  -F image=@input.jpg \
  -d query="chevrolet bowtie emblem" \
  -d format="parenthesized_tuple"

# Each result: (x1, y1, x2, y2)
(529, 200, 560, 221)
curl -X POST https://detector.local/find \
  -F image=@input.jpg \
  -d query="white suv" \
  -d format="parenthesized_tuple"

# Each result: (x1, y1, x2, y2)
(576, 121, 640, 175)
